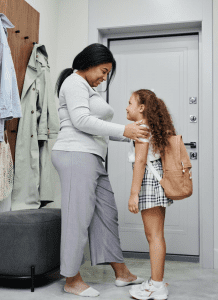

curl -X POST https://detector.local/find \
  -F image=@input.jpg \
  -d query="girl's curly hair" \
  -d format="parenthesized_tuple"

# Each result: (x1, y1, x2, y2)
(133, 89, 176, 156)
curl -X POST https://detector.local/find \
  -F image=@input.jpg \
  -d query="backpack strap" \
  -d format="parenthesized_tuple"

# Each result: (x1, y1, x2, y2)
(147, 159, 162, 182)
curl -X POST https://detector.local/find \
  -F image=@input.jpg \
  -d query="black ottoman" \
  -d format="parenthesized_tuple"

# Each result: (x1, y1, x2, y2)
(0, 208, 61, 292)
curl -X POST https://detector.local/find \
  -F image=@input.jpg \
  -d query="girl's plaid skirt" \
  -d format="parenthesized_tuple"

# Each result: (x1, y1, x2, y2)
(132, 158, 174, 211)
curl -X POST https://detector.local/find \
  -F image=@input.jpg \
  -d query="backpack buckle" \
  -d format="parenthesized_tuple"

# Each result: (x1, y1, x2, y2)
(189, 169, 192, 179)
(181, 161, 185, 173)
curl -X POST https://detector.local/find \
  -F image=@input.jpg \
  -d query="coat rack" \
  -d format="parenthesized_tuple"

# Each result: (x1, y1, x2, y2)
(0, 0, 40, 164)
(15, 31, 38, 44)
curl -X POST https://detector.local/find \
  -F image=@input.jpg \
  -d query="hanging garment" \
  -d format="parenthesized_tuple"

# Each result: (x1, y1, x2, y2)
(0, 14, 22, 142)
(11, 44, 60, 211)
(0, 129, 13, 201)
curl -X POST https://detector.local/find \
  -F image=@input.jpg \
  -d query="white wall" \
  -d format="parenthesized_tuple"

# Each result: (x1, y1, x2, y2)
(25, 0, 60, 88)
(89, 0, 203, 43)
(25, 0, 89, 87)
(213, 0, 218, 269)
(24, 0, 89, 209)
(55, 0, 89, 82)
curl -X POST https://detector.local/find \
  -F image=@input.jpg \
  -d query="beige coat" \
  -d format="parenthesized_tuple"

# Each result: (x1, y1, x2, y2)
(11, 44, 60, 210)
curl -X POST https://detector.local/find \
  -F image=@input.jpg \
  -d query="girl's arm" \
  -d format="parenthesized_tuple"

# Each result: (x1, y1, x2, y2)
(128, 141, 149, 214)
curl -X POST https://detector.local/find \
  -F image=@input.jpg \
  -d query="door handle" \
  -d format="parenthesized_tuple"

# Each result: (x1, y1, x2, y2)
(184, 142, 196, 148)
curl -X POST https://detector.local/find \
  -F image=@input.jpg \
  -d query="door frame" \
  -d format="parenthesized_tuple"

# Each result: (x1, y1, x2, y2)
(97, 21, 213, 269)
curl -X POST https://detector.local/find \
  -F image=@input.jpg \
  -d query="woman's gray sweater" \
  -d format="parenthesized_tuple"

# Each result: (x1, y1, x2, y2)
(52, 73, 129, 161)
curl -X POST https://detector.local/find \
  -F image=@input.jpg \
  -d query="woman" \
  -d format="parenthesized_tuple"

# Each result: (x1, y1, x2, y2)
(51, 43, 149, 297)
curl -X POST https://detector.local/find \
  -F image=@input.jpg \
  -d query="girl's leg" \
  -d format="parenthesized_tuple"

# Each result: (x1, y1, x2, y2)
(141, 206, 166, 281)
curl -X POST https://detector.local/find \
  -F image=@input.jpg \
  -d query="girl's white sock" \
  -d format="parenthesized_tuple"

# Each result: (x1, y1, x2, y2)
(151, 279, 164, 288)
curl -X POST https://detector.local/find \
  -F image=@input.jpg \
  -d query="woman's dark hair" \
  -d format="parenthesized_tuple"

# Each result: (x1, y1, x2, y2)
(55, 43, 116, 98)
(134, 89, 177, 156)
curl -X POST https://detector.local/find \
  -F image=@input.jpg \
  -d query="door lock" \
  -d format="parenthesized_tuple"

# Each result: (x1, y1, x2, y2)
(189, 97, 197, 104)
(190, 152, 197, 160)
(190, 115, 197, 122)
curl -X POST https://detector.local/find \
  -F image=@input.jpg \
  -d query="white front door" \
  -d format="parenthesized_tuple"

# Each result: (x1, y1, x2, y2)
(108, 35, 199, 255)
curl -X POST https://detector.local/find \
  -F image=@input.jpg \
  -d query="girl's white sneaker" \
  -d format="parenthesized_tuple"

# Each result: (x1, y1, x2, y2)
(129, 279, 169, 300)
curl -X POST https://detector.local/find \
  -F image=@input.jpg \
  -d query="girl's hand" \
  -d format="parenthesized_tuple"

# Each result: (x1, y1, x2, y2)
(123, 120, 150, 142)
(128, 194, 139, 214)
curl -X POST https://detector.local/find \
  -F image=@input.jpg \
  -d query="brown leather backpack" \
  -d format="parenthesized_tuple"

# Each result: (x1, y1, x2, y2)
(147, 135, 193, 200)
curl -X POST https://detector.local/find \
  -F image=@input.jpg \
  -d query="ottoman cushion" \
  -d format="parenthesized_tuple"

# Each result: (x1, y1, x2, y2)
(0, 208, 61, 276)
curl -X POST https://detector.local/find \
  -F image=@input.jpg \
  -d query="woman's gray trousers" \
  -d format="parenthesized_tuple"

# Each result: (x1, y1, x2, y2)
(51, 151, 124, 277)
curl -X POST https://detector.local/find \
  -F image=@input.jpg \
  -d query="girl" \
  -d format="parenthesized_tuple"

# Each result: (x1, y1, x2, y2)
(126, 89, 176, 300)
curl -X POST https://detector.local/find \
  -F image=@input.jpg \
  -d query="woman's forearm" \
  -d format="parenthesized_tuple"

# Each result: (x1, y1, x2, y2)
(131, 161, 147, 195)
(65, 82, 126, 138)
(72, 112, 125, 138)
(109, 136, 130, 142)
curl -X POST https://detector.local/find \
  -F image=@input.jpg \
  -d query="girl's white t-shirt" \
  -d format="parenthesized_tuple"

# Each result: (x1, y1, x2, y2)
(128, 124, 160, 163)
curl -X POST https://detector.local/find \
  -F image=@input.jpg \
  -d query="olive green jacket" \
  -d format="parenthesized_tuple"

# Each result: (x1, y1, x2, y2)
(11, 44, 60, 210)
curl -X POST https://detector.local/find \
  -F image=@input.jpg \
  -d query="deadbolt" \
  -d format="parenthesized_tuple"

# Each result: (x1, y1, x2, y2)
(190, 152, 197, 160)
(189, 97, 197, 104)
(190, 115, 197, 123)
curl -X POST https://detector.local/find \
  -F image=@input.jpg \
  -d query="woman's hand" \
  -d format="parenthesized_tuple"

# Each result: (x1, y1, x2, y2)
(128, 194, 139, 214)
(123, 120, 150, 142)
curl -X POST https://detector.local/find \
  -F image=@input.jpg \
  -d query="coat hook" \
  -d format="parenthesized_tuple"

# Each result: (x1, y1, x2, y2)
(15, 30, 20, 33)
(24, 36, 29, 39)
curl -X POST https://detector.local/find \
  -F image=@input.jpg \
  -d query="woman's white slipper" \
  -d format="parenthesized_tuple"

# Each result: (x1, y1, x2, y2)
(115, 276, 144, 287)
(64, 286, 100, 297)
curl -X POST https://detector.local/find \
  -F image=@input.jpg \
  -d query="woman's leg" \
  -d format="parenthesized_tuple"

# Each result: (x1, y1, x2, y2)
(141, 206, 166, 281)
(110, 262, 137, 281)
(88, 162, 137, 282)
(65, 272, 90, 294)
(51, 151, 100, 294)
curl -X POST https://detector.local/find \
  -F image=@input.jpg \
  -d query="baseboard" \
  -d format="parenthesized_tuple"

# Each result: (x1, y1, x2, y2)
(214, 248, 218, 269)
(123, 251, 199, 263)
